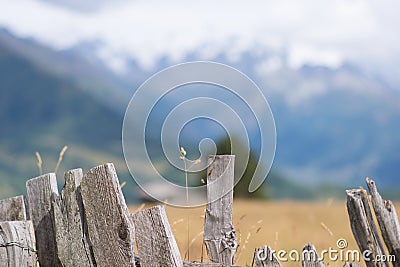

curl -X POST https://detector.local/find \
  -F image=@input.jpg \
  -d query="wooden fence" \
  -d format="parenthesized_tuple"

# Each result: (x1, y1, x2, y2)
(0, 155, 399, 266)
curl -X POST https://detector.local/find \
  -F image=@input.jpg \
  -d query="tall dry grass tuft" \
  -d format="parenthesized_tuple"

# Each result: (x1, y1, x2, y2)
(54, 145, 68, 173)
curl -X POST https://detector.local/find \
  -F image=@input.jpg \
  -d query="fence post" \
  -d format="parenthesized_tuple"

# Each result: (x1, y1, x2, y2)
(26, 173, 61, 267)
(0, 221, 37, 267)
(346, 189, 387, 267)
(0, 195, 27, 221)
(301, 243, 325, 267)
(132, 205, 183, 267)
(51, 168, 95, 266)
(204, 155, 237, 265)
(343, 262, 363, 267)
(253, 246, 282, 267)
(182, 262, 241, 267)
(80, 163, 136, 266)
(366, 178, 400, 266)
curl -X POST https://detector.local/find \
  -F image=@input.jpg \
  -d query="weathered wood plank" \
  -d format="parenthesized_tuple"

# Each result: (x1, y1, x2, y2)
(134, 254, 246, 267)
(26, 173, 61, 267)
(80, 163, 135, 266)
(51, 168, 95, 266)
(346, 189, 387, 267)
(132, 205, 183, 267)
(183, 261, 243, 267)
(301, 243, 325, 267)
(366, 178, 400, 266)
(0, 195, 27, 221)
(254, 246, 282, 267)
(0, 220, 37, 267)
(343, 262, 363, 267)
(204, 155, 237, 265)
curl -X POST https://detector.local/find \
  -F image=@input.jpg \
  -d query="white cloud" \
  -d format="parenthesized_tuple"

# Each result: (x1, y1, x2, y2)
(288, 44, 343, 69)
(0, 0, 399, 76)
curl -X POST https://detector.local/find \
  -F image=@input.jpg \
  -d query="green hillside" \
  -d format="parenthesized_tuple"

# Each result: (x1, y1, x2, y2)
(0, 35, 134, 199)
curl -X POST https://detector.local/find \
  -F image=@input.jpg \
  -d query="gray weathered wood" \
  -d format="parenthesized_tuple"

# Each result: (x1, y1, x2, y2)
(346, 189, 387, 267)
(302, 243, 325, 267)
(254, 246, 282, 267)
(0, 195, 27, 221)
(0, 220, 37, 267)
(132, 205, 183, 267)
(133, 254, 246, 267)
(204, 155, 237, 265)
(366, 178, 400, 266)
(343, 262, 363, 267)
(26, 173, 61, 267)
(183, 261, 243, 267)
(51, 168, 95, 266)
(80, 163, 135, 266)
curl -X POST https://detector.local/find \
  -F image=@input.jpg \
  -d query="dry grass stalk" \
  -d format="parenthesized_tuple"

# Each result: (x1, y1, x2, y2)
(236, 219, 263, 262)
(54, 145, 68, 173)
(320, 222, 334, 237)
(172, 218, 184, 226)
(274, 231, 279, 248)
(180, 146, 190, 260)
(134, 203, 146, 213)
(35, 151, 43, 175)
(185, 230, 204, 259)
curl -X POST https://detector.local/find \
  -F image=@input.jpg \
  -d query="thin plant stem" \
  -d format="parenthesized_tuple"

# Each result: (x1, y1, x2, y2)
(35, 151, 43, 175)
(184, 158, 190, 260)
(55, 145, 68, 173)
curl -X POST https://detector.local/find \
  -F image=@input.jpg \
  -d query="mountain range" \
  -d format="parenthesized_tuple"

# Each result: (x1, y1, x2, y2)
(0, 28, 399, 201)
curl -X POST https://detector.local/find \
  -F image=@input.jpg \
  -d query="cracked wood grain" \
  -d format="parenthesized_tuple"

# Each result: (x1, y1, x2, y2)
(0, 195, 27, 221)
(204, 155, 237, 265)
(80, 163, 135, 266)
(51, 168, 95, 266)
(132, 205, 183, 267)
(26, 173, 61, 267)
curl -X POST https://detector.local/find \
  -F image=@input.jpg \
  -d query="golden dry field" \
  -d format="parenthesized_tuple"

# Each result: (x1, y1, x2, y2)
(130, 199, 400, 267)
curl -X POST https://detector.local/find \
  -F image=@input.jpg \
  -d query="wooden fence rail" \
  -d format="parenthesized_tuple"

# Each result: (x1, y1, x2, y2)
(0, 156, 399, 267)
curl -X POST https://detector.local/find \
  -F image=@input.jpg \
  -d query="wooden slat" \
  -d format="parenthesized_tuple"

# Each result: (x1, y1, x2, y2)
(343, 262, 363, 267)
(80, 163, 135, 266)
(0, 221, 37, 267)
(133, 254, 246, 267)
(26, 173, 61, 267)
(183, 261, 243, 267)
(0, 195, 27, 221)
(301, 243, 325, 267)
(254, 246, 282, 267)
(51, 168, 95, 266)
(132, 205, 183, 267)
(204, 155, 237, 265)
(366, 178, 400, 266)
(346, 189, 387, 267)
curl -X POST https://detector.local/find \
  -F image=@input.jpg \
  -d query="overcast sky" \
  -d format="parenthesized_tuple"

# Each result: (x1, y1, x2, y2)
(0, 0, 399, 81)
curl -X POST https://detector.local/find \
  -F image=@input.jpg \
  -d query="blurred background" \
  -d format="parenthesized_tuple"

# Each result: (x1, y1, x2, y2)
(1, 0, 400, 202)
